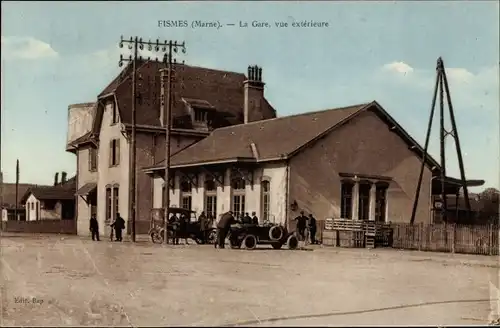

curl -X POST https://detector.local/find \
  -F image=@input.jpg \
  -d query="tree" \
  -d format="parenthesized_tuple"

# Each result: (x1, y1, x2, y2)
(478, 188, 499, 224)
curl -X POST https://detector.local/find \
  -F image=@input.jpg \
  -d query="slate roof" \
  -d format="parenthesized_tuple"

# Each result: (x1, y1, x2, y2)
(98, 60, 276, 129)
(166, 103, 367, 167)
(143, 101, 443, 171)
(20, 176, 77, 204)
(1, 183, 40, 208)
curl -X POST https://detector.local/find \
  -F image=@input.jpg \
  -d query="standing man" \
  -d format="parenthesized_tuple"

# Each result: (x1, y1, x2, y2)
(89, 214, 99, 241)
(111, 212, 125, 242)
(293, 211, 308, 242)
(216, 211, 235, 249)
(198, 211, 208, 243)
(308, 213, 317, 244)
(251, 212, 259, 225)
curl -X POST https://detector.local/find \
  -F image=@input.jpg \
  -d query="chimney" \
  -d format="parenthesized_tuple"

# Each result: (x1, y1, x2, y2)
(243, 65, 265, 124)
(54, 172, 59, 186)
(61, 171, 67, 184)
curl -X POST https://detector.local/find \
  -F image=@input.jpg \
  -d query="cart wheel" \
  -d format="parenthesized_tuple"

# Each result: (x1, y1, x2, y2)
(286, 235, 299, 250)
(269, 226, 284, 241)
(242, 234, 257, 250)
(271, 242, 283, 249)
(151, 232, 163, 244)
(207, 230, 217, 244)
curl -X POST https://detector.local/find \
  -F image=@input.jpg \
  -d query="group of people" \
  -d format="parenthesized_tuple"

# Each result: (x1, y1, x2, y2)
(89, 213, 126, 242)
(293, 211, 318, 244)
(89, 209, 318, 246)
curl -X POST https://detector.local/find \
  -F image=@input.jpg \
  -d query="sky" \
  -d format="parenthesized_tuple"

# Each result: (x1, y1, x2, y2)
(1, 1, 499, 191)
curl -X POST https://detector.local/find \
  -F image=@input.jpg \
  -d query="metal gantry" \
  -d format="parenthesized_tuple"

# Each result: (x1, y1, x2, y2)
(118, 36, 186, 243)
(410, 57, 471, 225)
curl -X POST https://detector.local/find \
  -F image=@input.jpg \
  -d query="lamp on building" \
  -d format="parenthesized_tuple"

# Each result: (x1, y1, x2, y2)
(290, 200, 298, 212)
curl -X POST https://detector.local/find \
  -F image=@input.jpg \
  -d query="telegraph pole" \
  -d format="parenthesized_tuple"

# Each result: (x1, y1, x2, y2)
(14, 159, 19, 220)
(160, 41, 186, 244)
(119, 36, 186, 243)
(410, 57, 471, 225)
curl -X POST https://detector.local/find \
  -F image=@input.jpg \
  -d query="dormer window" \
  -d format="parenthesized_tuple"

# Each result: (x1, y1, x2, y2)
(194, 109, 208, 122)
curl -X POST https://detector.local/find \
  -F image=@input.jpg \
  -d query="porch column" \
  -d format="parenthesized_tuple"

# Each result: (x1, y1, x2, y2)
(352, 177, 359, 220)
(369, 183, 376, 221)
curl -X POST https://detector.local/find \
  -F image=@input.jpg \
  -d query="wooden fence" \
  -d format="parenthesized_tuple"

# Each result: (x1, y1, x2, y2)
(391, 223, 499, 256)
(0, 219, 77, 235)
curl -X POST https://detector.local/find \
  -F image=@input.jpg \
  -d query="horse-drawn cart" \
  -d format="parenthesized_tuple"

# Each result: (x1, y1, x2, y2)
(149, 208, 217, 245)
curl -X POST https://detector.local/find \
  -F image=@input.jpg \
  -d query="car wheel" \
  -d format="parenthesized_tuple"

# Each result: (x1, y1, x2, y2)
(269, 226, 284, 241)
(287, 235, 299, 250)
(242, 234, 257, 250)
(271, 242, 283, 249)
(230, 238, 242, 249)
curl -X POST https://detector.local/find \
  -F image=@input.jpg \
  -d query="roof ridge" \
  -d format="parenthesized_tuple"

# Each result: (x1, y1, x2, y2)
(213, 102, 372, 132)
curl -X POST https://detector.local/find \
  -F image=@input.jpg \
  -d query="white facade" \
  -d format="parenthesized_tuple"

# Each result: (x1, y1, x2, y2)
(25, 194, 41, 221)
(152, 163, 288, 225)
(75, 100, 130, 237)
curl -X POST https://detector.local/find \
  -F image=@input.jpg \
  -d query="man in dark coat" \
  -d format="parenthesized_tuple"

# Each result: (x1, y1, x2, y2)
(242, 212, 252, 224)
(89, 214, 99, 241)
(169, 213, 180, 245)
(251, 212, 259, 225)
(216, 211, 235, 249)
(294, 211, 308, 241)
(308, 213, 317, 244)
(111, 213, 125, 242)
(198, 211, 208, 243)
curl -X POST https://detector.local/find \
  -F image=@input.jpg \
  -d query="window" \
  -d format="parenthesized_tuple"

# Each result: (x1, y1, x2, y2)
(89, 148, 98, 172)
(261, 180, 271, 222)
(231, 174, 246, 218)
(111, 102, 118, 124)
(113, 186, 119, 220)
(194, 109, 207, 122)
(106, 187, 112, 222)
(375, 184, 388, 222)
(340, 181, 353, 219)
(204, 178, 217, 219)
(358, 183, 371, 221)
(180, 178, 192, 211)
(109, 139, 120, 166)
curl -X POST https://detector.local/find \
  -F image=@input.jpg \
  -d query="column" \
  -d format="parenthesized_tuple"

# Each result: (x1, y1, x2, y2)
(352, 178, 359, 220)
(369, 183, 376, 221)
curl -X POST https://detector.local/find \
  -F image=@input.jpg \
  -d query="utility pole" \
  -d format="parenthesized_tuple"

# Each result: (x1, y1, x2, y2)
(119, 36, 139, 242)
(410, 57, 471, 225)
(119, 36, 186, 243)
(14, 159, 19, 220)
(159, 41, 186, 245)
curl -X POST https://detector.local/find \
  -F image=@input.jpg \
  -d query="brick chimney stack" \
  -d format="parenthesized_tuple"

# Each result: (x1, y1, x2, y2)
(54, 172, 59, 186)
(243, 65, 265, 124)
(61, 171, 67, 184)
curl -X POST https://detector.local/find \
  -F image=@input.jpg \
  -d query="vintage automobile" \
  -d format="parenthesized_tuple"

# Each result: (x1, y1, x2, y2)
(149, 207, 217, 245)
(227, 220, 299, 250)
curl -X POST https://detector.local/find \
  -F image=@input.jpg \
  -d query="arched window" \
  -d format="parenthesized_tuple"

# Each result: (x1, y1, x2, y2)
(231, 172, 246, 218)
(180, 177, 192, 210)
(204, 178, 217, 219)
(261, 180, 271, 222)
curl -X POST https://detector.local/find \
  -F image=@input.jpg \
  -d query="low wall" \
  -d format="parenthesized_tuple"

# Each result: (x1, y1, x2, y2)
(0, 219, 77, 235)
